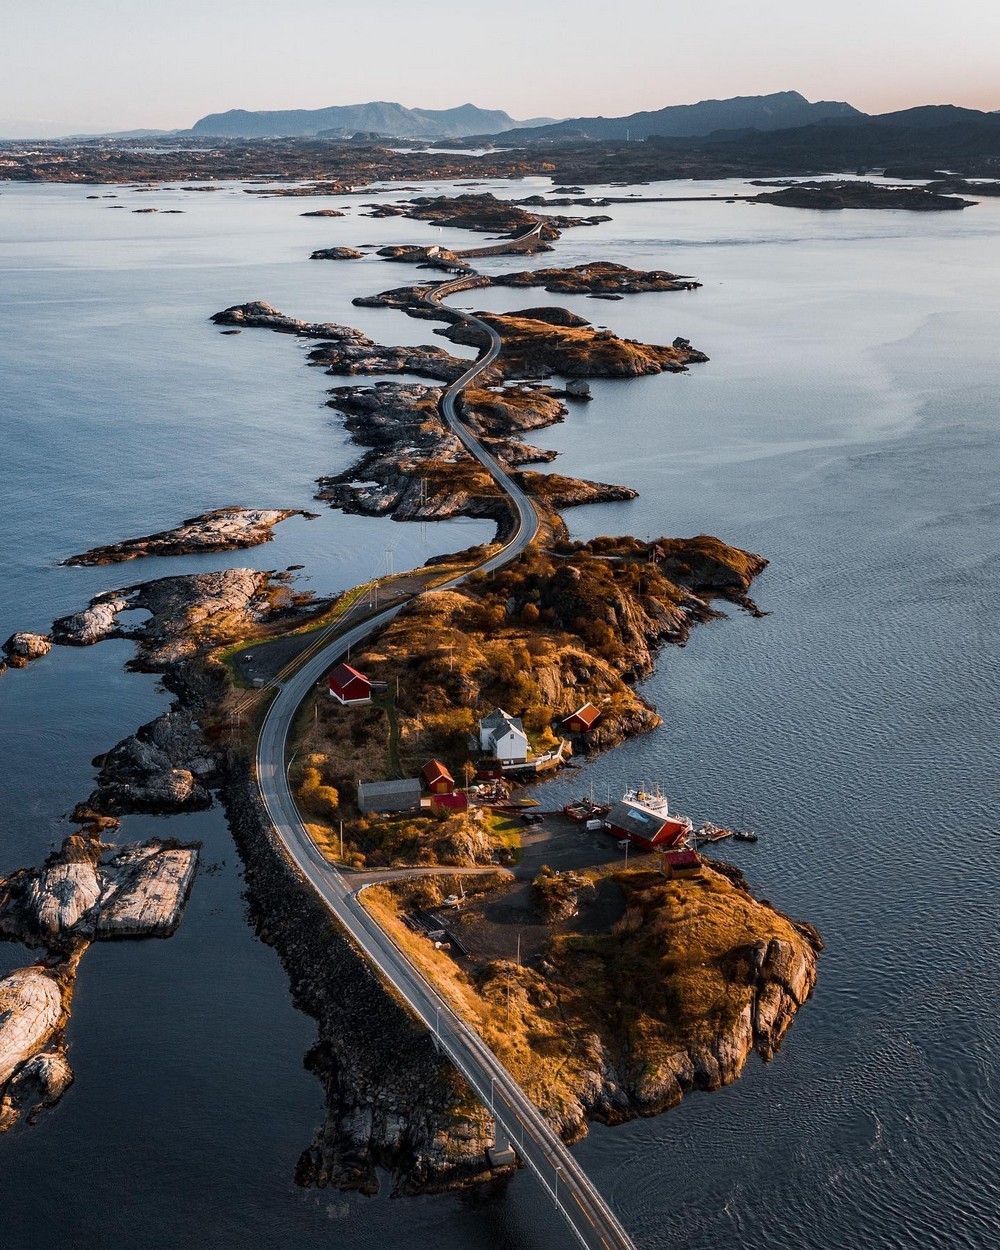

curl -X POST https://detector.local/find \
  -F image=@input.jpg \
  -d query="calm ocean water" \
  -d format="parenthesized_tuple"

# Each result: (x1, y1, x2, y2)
(1, 177, 998, 1249)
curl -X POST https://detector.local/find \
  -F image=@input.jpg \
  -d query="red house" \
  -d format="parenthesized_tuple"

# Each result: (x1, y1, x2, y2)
(328, 662, 372, 705)
(663, 848, 702, 879)
(422, 759, 455, 795)
(562, 702, 602, 733)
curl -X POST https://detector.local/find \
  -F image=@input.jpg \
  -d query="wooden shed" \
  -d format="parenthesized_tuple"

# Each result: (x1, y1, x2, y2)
(328, 662, 372, 705)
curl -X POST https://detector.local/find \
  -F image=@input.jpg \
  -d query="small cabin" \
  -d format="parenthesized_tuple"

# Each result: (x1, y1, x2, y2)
(663, 849, 702, 879)
(422, 759, 455, 795)
(328, 662, 372, 705)
(562, 702, 601, 734)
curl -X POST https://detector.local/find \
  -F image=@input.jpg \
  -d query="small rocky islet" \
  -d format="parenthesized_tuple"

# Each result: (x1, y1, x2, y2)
(0, 835, 199, 1131)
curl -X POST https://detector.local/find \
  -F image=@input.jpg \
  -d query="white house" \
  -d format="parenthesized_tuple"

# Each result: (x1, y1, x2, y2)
(478, 708, 529, 763)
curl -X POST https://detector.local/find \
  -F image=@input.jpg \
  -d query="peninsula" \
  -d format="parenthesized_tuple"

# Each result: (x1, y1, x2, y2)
(0, 186, 819, 1236)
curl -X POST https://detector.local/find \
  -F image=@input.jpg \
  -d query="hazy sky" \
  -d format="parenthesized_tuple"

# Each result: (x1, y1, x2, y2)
(3, 0, 999, 137)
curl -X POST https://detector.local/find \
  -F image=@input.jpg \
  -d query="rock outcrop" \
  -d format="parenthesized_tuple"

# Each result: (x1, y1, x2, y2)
(0, 967, 65, 1086)
(64, 507, 313, 565)
(52, 568, 315, 668)
(0, 835, 200, 949)
(439, 308, 709, 379)
(489, 261, 701, 296)
(1, 632, 52, 673)
(753, 180, 975, 211)
(211, 301, 370, 340)
(306, 337, 467, 383)
(310, 247, 365, 260)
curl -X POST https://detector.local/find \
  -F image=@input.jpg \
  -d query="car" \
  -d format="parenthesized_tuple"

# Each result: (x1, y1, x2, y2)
(520, 811, 543, 826)
(242, 653, 254, 662)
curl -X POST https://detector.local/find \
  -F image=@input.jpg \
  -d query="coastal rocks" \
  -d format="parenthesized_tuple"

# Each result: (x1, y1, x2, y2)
(1, 632, 52, 670)
(52, 596, 131, 646)
(0, 835, 200, 948)
(310, 247, 365, 260)
(439, 308, 709, 379)
(94, 842, 200, 937)
(460, 384, 568, 436)
(12, 836, 104, 942)
(89, 733, 211, 814)
(211, 301, 371, 341)
(306, 337, 467, 383)
(361, 203, 407, 218)
(490, 261, 701, 296)
(0, 1050, 74, 1131)
(352, 283, 464, 324)
(300, 209, 346, 217)
(517, 470, 638, 509)
(53, 569, 314, 669)
(402, 192, 608, 241)
(0, 967, 65, 1087)
(64, 506, 314, 565)
(753, 180, 976, 211)
(652, 534, 768, 611)
(86, 708, 216, 815)
(221, 769, 503, 1195)
(0, 836, 198, 1130)
(375, 244, 465, 269)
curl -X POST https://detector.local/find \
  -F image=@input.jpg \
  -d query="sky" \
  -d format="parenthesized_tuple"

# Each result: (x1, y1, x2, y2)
(2, 0, 999, 137)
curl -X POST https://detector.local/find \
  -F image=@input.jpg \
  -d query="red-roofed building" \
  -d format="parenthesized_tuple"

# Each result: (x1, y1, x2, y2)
(430, 791, 469, 812)
(328, 662, 372, 705)
(422, 759, 455, 794)
(605, 798, 691, 852)
(663, 849, 702, 879)
(562, 702, 602, 733)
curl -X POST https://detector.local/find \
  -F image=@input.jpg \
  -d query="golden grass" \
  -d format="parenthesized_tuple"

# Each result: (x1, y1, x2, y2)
(363, 865, 811, 1127)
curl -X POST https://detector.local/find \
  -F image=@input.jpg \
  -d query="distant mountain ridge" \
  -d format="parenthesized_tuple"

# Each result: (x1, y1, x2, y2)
(505, 91, 864, 141)
(189, 101, 554, 139)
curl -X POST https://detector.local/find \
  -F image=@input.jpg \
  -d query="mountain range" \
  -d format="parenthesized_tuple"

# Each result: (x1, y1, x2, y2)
(189, 101, 554, 139)
(506, 90, 863, 141)
(187, 91, 871, 142)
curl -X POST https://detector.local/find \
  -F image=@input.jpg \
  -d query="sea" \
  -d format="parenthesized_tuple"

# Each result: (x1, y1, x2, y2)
(1, 173, 998, 1250)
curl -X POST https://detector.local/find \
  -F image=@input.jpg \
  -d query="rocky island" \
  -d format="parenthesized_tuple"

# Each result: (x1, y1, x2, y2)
(488, 260, 702, 296)
(64, 506, 315, 565)
(0, 834, 199, 1130)
(752, 179, 976, 210)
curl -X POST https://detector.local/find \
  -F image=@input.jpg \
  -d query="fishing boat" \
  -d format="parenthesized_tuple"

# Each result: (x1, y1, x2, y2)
(732, 829, 759, 843)
(605, 788, 693, 850)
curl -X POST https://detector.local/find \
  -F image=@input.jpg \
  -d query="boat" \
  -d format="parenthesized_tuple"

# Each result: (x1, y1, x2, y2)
(605, 788, 693, 850)
(563, 799, 611, 823)
(732, 829, 758, 843)
(692, 822, 733, 844)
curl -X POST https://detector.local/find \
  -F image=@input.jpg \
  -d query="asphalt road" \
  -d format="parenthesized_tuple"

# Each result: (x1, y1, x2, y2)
(254, 273, 637, 1250)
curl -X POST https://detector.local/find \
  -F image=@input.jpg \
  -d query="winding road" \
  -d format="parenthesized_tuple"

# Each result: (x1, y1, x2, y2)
(255, 265, 637, 1250)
